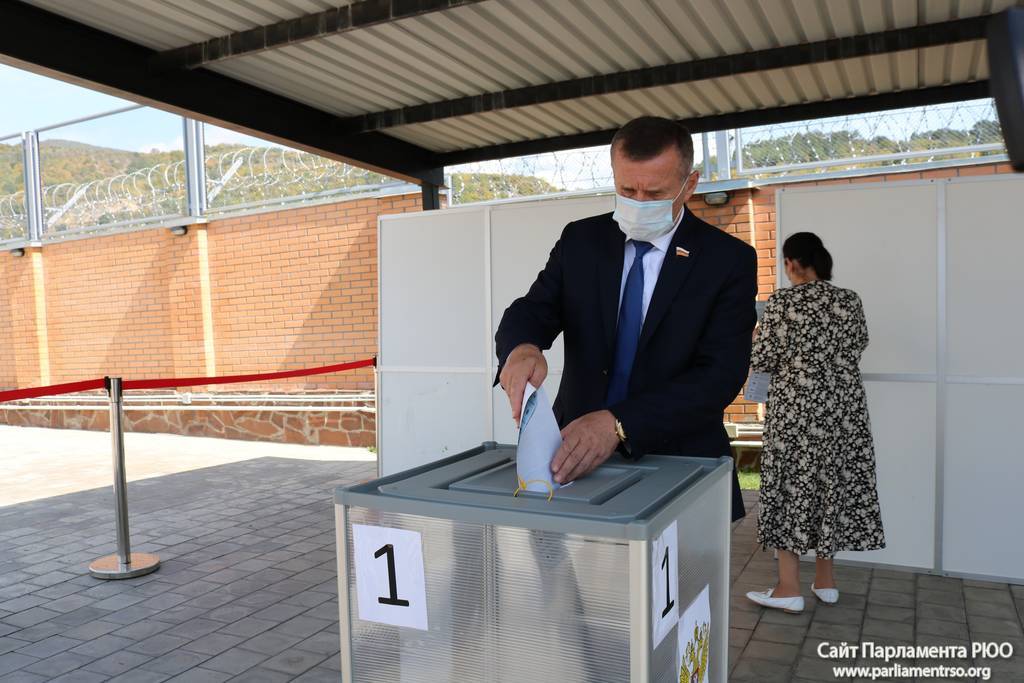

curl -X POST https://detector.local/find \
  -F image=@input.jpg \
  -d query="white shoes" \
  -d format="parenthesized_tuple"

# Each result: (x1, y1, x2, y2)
(811, 583, 840, 604)
(745, 587, 805, 613)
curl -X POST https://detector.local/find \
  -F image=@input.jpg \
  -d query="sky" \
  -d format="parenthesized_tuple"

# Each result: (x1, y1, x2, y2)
(0, 64, 270, 151)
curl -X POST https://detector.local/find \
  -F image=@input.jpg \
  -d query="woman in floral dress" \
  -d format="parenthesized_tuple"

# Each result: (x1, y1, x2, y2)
(746, 232, 885, 614)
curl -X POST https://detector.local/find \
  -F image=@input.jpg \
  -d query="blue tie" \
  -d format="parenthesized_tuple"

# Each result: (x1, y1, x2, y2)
(606, 241, 653, 406)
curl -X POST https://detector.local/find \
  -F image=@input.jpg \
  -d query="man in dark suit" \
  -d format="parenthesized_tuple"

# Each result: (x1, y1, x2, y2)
(495, 116, 757, 521)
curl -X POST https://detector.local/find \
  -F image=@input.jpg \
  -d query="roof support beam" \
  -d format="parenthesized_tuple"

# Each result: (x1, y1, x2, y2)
(436, 81, 992, 166)
(340, 15, 989, 134)
(0, 1, 442, 185)
(152, 0, 488, 71)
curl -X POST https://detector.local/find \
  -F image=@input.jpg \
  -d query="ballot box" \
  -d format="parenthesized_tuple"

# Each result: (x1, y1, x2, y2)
(334, 442, 731, 683)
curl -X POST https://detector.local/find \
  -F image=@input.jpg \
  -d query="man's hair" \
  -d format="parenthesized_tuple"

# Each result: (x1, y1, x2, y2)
(610, 116, 694, 172)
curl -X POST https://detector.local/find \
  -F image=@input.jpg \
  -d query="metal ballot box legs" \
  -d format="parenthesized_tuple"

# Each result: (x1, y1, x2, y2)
(335, 443, 731, 683)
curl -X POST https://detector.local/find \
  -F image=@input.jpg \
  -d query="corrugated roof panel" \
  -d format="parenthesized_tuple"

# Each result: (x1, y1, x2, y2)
(715, 74, 763, 110)
(293, 40, 443, 107)
(821, 0, 860, 39)
(540, 1, 635, 72)
(921, 45, 949, 87)
(311, 35, 452, 104)
(460, 2, 585, 82)
(891, 1, 919, 30)
(585, 0, 671, 67)
(411, 10, 533, 89)
(922, 0, 957, 24)
(256, 49, 402, 112)
(15, 0, 1016, 161)
(894, 50, 919, 91)
(855, 0, 889, 33)
(556, 98, 621, 130)
(685, 0, 751, 54)
(616, 0, 696, 63)
(716, 1, 774, 52)
(480, 1, 591, 79)
(950, 40, 978, 84)
(206, 56, 358, 116)
(352, 24, 488, 99)
(837, 57, 872, 97)
(790, 0, 830, 42)
(865, 53, 894, 94)
(652, 0, 724, 59)
(758, 0, 803, 45)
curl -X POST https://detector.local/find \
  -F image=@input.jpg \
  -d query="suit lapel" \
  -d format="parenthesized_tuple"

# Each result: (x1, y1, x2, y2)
(598, 219, 626, 358)
(637, 208, 702, 352)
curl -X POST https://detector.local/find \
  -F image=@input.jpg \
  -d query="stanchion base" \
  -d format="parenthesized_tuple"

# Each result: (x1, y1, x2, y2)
(88, 552, 160, 580)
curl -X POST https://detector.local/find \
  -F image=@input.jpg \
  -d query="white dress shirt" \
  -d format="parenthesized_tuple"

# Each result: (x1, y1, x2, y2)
(618, 206, 686, 323)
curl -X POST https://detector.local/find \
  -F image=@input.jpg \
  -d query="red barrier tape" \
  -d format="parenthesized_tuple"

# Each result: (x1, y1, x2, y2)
(0, 357, 376, 404)
(0, 378, 107, 403)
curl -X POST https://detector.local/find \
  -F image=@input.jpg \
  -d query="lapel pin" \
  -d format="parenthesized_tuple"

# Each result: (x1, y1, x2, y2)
(676, 246, 690, 258)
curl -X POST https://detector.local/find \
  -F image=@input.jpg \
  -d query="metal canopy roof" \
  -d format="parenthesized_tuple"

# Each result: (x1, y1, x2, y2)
(0, 0, 1019, 187)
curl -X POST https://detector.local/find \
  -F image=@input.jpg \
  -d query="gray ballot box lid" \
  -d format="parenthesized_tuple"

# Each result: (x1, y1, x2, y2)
(335, 443, 732, 540)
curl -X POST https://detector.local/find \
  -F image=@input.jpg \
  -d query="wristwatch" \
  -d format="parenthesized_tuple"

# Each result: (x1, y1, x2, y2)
(614, 418, 627, 443)
(614, 417, 633, 457)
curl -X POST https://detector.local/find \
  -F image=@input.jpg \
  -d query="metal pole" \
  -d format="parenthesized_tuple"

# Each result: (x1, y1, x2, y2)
(183, 118, 207, 218)
(701, 133, 712, 179)
(22, 131, 43, 242)
(734, 127, 744, 174)
(715, 130, 732, 179)
(89, 377, 160, 579)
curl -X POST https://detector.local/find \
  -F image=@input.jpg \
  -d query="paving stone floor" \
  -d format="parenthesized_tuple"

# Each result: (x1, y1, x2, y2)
(0, 452, 1022, 681)
(729, 491, 1024, 682)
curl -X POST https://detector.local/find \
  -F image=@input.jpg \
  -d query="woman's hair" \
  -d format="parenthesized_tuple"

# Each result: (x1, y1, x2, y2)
(782, 232, 833, 281)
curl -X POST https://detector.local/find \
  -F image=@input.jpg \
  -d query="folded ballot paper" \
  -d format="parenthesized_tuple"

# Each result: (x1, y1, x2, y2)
(515, 383, 565, 497)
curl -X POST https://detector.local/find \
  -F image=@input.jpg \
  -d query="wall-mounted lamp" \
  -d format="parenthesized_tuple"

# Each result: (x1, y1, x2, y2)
(10, 248, 25, 257)
(703, 191, 730, 206)
(169, 225, 189, 236)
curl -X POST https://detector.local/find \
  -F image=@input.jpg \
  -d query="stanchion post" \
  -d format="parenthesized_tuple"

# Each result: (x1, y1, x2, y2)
(88, 376, 161, 580)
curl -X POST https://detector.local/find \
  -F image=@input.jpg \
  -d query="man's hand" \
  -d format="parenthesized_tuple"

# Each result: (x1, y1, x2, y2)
(499, 343, 548, 425)
(551, 409, 619, 484)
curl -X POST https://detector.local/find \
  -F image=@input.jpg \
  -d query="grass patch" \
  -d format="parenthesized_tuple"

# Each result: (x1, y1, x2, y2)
(738, 469, 761, 490)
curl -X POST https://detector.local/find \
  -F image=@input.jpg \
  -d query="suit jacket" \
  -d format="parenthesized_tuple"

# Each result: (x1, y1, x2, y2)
(494, 206, 757, 521)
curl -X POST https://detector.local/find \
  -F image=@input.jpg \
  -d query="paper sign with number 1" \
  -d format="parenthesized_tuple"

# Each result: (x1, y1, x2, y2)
(651, 520, 680, 648)
(352, 524, 428, 630)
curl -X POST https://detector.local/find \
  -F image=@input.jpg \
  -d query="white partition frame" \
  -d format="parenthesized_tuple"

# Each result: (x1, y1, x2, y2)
(778, 175, 1024, 583)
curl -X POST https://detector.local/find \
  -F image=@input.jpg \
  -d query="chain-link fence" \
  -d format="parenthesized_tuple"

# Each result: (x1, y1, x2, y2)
(447, 98, 1007, 204)
(0, 98, 1009, 242)
(0, 109, 411, 245)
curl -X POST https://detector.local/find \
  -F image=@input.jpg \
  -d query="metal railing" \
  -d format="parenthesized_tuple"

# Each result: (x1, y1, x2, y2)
(446, 98, 1007, 204)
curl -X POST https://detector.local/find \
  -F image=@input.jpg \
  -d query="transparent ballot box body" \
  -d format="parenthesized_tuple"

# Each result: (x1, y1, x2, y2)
(334, 442, 731, 683)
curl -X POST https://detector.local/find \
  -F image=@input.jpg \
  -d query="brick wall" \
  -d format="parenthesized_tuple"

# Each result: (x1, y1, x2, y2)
(1, 162, 1014, 439)
(0, 191, 425, 444)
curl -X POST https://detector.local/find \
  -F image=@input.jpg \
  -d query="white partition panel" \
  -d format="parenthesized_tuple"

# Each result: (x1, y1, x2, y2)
(489, 195, 614, 375)
(379, 207, 488, 368)
(778, 183, 937, 376)
(379, 194, 614, 475)
(834, 381, 936, 570)
(779, 182, 939, 572)
(946, 176, 1024, 378)
(780, 175, 1024, 581)
(942, 174, 1024, 582)
(943, 384, 1024, 580)
(378, 372, 490, 475)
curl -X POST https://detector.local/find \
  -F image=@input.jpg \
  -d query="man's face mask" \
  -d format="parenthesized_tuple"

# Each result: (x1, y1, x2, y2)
(612, 183, 685, 242)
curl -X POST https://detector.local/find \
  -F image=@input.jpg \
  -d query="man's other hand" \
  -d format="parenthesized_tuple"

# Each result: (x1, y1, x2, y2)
(551, 410, 619, 484)
(500, 343, 548, 425)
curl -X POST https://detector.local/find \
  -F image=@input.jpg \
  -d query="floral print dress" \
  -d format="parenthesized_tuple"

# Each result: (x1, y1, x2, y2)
(751, 280, 885, 558)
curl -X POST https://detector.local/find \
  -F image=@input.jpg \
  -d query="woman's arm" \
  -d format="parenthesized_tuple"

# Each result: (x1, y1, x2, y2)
(750, 292, 786, 373)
